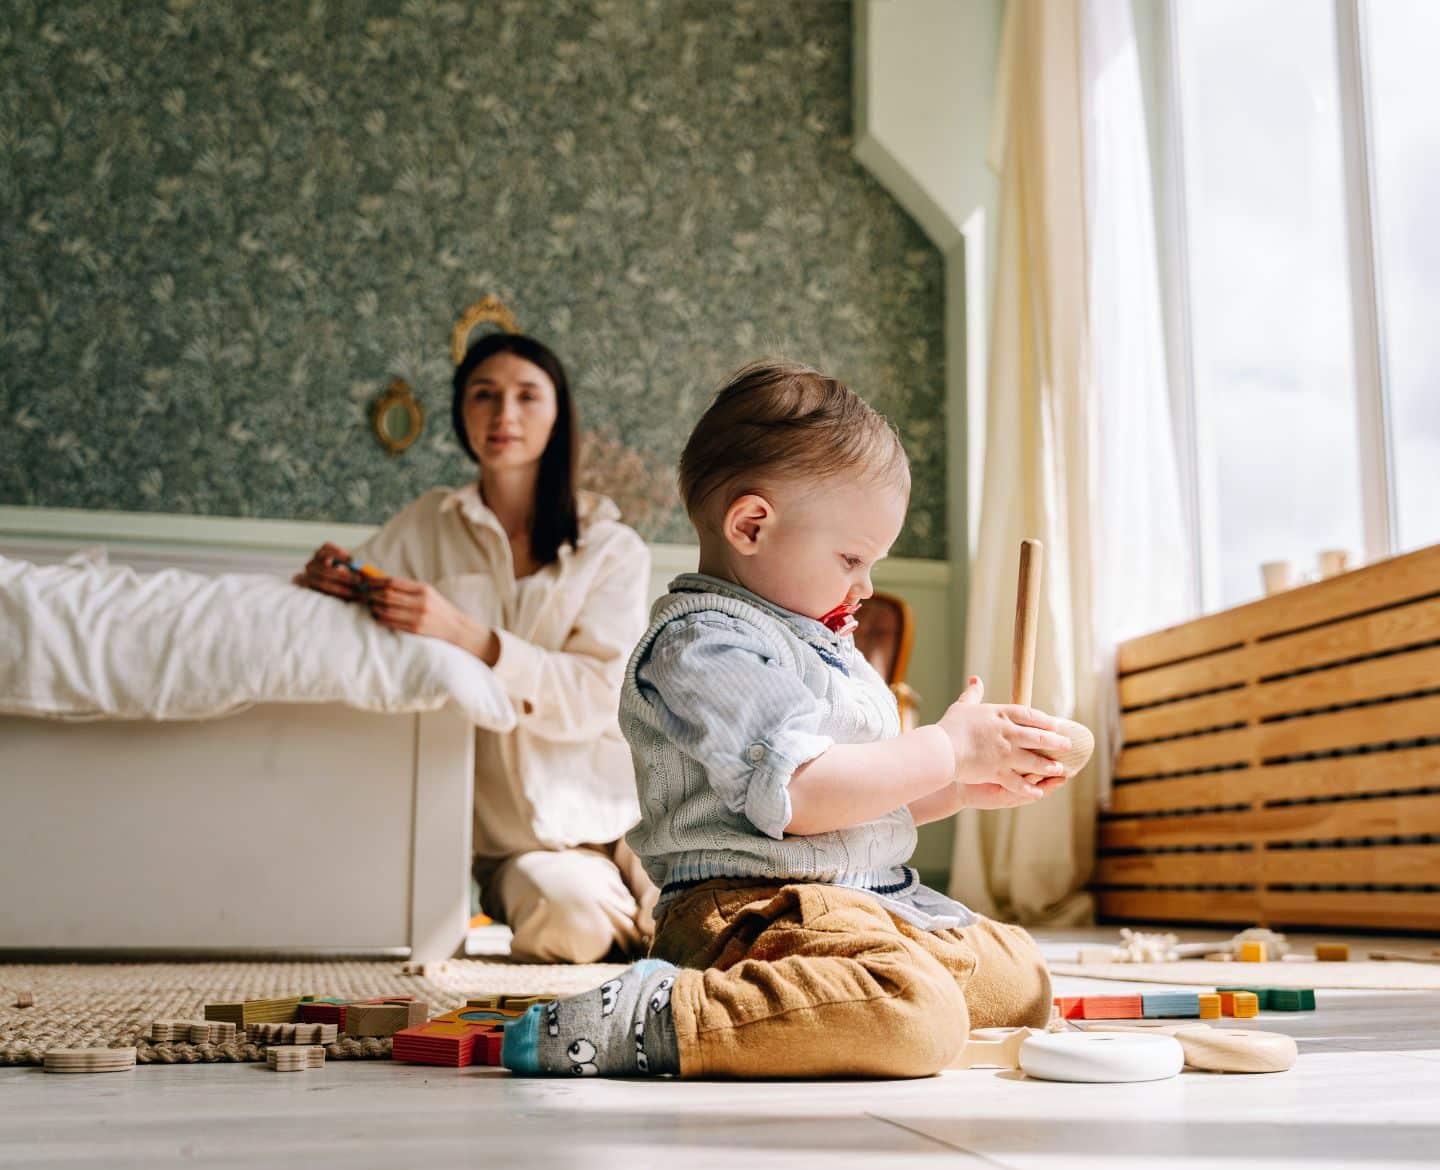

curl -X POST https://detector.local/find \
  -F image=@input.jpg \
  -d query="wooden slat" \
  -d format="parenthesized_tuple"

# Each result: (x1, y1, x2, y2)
(1115, 728, 1255, 779)
(1094, 851, 1256, 888)
(1115, 694, 1440, 779)
(1256, 694, 1440, 760)
(1099, 793, 1440, 850)
(1098, 888, 1440, 930)
(1108, 744, 1440, 814)
(1261, 844, 1440, 886)
(1117, 543, 1440, 674)
(1121, 641, 1440, 743)
(1259, 891, 1440, 932)
(1254, 644, 1440, 719)
(1095, 889, 1262, 925)
(1119, 595, 1440, 709)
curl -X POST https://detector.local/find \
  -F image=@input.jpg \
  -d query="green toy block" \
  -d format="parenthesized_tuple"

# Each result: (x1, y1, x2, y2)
(1267, 988, 1316, 1011)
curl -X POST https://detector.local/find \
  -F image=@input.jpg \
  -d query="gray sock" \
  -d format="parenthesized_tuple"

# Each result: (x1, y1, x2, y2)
(503, 958, 680, 1077)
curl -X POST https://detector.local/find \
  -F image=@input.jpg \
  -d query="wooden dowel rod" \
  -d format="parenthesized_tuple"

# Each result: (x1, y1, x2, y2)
(1012, 539, 1043, 706)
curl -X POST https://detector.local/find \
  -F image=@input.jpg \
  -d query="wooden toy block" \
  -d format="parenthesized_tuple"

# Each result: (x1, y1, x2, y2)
(1053, 995, 1143, 1020)
(1315, 943, 1349, 962)
(1266, 988, 1315, 1011)
(1141, 993, 1202, 1018)
(1218, 986, 1272, 1009)
(205, 997, 302, 1026)
(391, 1018, 498, 1067)
(249, 1022, 338, 1045)
(14, 990, 34, 1009)
(267, 1045, 325, 1072)
(1218, 990, 1260, 1018)
(1239, 941, 1268, 963)
(1198, 993, 1221, 1019)
(345, 1002, 428, 1037)
(43, 1047, 137, 1074)
(465, 996, 503, 1010)
(471, 1029, 506, 1066)
(298, 1002, 347, 1028)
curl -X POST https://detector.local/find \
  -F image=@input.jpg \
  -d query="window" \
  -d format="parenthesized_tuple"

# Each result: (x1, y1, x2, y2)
(1364, 0, 1440, 553)
(1165, 0, 1439, 609)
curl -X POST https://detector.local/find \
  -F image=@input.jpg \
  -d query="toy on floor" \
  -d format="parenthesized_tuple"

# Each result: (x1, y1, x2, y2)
(150, 1019, 237, 1044)
(43, 1046, 136, 1074)
(204, 997, 303, 1027)
(1218, 990, 1260, 1018)
(1078, 1022, 1297, 1073)
(1011, 540, 1095, 777)
(1219, 987, 1315, 1012)
(1018, 1031, 1184, 1083)
(1240, 940, 1268, 963)
(1315, 943, 1350, 962)
(948, 1027, 1036, 1069)
(1369, 949, 1440, 965)
(248, 1022, 338, 1045)
(267, 1045, 325, 1072)
(345, 1002, 428, 1037)
(391, 1015, 501, 1067)
(14, 990, 34, 1009)
(1054, 995, 1143, 1020)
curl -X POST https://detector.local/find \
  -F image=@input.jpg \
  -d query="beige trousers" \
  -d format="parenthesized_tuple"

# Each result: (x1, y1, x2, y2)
(477, 841, 658, 964)
(650, 879, 1053, 1079)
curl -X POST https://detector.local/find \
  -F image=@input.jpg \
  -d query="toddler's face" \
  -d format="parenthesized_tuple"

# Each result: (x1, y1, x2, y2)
(728, 476, 908, 627)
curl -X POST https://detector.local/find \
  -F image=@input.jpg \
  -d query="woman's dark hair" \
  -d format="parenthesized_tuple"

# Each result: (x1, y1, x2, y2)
(451, 332, 580, 567)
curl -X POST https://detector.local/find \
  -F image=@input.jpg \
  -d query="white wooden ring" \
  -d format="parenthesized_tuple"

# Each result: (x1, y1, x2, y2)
(1019, 1031, 1184, 1083)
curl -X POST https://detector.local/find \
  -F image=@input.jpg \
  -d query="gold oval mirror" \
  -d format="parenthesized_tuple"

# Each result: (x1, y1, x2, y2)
(371, 378, 424, 456)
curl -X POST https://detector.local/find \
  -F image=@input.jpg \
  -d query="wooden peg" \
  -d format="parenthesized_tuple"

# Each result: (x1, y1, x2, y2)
(949, 1027, 1036, 1070)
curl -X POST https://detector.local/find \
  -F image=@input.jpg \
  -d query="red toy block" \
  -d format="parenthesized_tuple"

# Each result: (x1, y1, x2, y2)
(391, 1013, 500, 1068)
(1053, 994, 1143, 1020)
(298, 1002, 347, 1029)
(472, 1029, 505, 1066)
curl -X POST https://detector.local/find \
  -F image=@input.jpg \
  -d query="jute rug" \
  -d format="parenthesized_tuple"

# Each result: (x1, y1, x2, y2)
(0, 958, 622, 1066)
(1048, 958, 1440, 991)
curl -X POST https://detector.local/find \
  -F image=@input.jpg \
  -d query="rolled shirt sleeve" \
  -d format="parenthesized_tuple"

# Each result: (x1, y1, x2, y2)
(636, 613, 834, 839)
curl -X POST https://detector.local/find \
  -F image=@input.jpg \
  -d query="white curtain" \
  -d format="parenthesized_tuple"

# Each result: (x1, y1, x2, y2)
(947, 0, 1192, 924)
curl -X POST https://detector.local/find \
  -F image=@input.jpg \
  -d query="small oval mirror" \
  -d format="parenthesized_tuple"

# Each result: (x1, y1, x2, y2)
(371, 379, 424, 456)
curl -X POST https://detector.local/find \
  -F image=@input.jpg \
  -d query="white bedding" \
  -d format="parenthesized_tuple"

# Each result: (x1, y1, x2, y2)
(0, 553, 516, 729)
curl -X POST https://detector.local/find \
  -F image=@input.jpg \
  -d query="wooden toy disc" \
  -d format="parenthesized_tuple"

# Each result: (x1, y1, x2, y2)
(1019, 1032, 1184, 1083)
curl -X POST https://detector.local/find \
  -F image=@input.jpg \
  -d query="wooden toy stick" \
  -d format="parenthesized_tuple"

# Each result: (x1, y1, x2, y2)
(1007, 538, 1096, 777)
(948, 1027, 1035, 1070)
(1012, 539, 1043, 705)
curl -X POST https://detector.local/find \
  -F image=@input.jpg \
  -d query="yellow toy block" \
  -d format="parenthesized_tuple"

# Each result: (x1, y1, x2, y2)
(1219, 990, 1259, 1018)
(1239, 941, 1268, 963)
(1315, 943, 1350, 962)
(1198, 993, 1221, 1019)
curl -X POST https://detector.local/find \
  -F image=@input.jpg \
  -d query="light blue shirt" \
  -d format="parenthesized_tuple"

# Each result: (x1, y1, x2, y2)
(621, 573, 976, 931)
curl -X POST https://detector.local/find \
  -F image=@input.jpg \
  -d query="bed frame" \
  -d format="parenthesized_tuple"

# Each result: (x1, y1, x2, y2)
(1096, 543, 1440, 932)
(0, 704, 473, 959)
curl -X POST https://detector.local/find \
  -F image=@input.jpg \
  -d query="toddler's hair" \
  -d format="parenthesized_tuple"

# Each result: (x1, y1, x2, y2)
(678, 358, 909, 523)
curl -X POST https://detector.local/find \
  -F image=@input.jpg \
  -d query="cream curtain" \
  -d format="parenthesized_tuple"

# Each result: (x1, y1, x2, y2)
(947, 0, 1191, 924)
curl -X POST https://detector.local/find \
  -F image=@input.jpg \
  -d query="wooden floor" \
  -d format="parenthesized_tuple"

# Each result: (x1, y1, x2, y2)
(3, 930, 1438, 1170)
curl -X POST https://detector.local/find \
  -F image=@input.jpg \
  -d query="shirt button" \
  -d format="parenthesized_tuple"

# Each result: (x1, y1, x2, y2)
(746, 744, 765, 762)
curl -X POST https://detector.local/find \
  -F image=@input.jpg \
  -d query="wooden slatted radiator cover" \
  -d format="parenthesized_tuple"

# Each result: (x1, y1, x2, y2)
(1097, 544, 1440, 932)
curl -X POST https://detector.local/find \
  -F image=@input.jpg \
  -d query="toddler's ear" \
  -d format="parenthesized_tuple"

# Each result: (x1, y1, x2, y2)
(959, 676, 983, 704)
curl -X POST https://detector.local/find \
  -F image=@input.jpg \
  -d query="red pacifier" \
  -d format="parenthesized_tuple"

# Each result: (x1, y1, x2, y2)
(820, 601, 860, 637)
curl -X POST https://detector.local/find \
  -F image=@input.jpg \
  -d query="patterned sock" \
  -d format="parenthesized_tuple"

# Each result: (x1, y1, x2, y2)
(502, 958, 680, 1077)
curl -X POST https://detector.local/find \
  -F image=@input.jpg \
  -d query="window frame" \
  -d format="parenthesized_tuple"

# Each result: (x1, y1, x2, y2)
(1157, 0, 1400, 614)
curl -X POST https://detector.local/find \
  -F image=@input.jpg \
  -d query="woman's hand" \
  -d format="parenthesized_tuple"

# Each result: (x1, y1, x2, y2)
(366, 576, 500, 664)
(293, 542, 360, 601)
(937, 676, 1072, 799)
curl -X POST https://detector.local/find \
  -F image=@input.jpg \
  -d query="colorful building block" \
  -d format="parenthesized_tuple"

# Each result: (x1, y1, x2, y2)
(204, 997, 303, 1027)
(1218, 990, 1260, 1018)
(1315, 944, 1350, 962)
(1267, 988, 1316, 1011)
(391, 1014, 501, 1067)
(1054, 995, 1144, 1020)
(1239, 941, 1268, 962)
(471, 1029, 506, 1066)
(1142, 992, 1202, 1018)
(1198, 993, 1221, 1019)
(345, 1002, 429, 1037)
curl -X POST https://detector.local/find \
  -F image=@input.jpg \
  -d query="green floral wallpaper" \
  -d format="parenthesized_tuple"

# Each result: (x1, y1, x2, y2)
(0, 0, 946, 557)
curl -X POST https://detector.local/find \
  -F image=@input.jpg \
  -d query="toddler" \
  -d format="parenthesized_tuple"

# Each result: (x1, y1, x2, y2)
(503, 359, 1071, 1078)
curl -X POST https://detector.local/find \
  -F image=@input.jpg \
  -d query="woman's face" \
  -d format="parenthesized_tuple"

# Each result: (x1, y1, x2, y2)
(461, 352, 559, 475)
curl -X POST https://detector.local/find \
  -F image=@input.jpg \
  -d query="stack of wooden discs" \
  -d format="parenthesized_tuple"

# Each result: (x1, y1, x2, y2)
(43, 1047, 137, 1074)
(150, 1019, 238, 1044)
(266, 1046, 325, 1072)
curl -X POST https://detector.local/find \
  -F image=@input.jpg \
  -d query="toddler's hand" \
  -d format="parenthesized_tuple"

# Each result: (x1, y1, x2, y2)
(937, 676, 1072, 799)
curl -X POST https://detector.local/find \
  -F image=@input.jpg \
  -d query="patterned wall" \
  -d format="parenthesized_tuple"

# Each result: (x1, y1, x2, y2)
(0, 0, 947, 557)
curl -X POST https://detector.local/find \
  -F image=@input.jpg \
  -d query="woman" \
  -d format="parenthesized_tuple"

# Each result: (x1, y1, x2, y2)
(296, 333, 655, 963)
